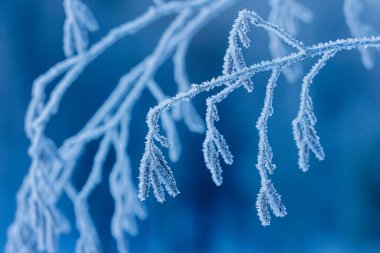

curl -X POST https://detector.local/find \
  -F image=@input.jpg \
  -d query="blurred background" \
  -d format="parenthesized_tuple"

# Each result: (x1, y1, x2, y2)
(1, 0, 380, 252)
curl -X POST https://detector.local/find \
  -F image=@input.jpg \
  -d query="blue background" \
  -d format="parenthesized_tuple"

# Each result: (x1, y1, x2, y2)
(1, 0, 380, 252)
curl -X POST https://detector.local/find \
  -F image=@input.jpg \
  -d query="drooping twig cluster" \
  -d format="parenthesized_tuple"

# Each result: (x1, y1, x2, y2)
(139, 9, 380, 226)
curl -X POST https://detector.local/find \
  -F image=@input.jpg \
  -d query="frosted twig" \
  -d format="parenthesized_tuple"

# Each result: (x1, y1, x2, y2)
(344, 0, 380, 69)
(256, 68, 280, 175)
(109, 116, 146, 253)
(66, 133, 112, 253)
(255, 68, 287, 226)
(268, 0, 313, 82)
(172, 41, 206, 133)
(203, 83, 238, 185)
(63, 0, 99, 56)
(292, 50, 337, 171)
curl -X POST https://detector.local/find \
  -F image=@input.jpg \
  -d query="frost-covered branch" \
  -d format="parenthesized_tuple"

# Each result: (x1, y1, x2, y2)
(9, 1, 380, 252)
(139, 9, 380, 225)
(7, 0, 239, 252)
(27, 0, 211, 134)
